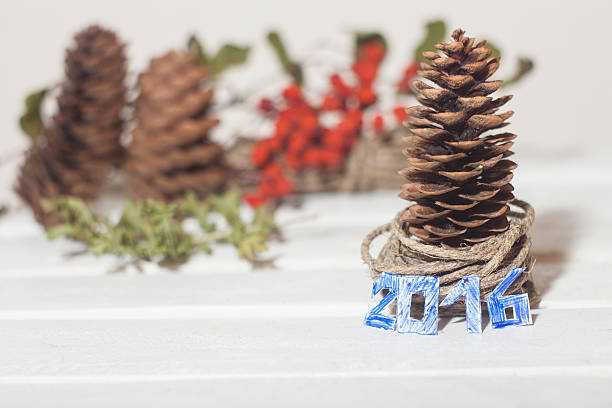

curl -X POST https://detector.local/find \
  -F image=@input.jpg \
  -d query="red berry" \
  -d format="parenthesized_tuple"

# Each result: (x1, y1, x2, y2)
(330, 74, 351, 96)
(299, 114, 318, 135)
(258, 97, 274, 114)
(274, 174, 293, 196)
(359, 41, 385, 65)
(393, 106, 409, 123)
(354, 86, 376, 107)
(302, 148, 324, 167)
(340, 110, 363, 133)
(274, 116, 292, 140)
(244, 191, 267, 208)
(263, 162, 283, 179)
(372, 115, 385, 133)
(269, 132, 284, 151)
(287, 130, 310, 155)
(352, 61, 378, 85)
(323, 129, 345, 151)
(282, 83, 302, 101)
(321, 94, 342, 111)
(320, 149, 344, 170)
(397, 62, 418, 93)
(257, 162, 294, 198)
(252, 140, 272, 167)
(284, 152, 302, 170)
(259, 181, 277, 197)
(344, 133, 357, 150)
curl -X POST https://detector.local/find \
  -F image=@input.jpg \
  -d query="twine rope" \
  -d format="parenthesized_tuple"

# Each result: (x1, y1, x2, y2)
(361, 199, 539, 304)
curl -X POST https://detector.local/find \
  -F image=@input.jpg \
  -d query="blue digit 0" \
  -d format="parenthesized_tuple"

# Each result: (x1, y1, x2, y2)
(395, 275, 440, 335)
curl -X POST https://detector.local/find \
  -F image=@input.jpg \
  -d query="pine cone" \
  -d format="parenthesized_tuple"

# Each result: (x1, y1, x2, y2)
(126, 51, 226, 202)
(400, 29, 516, 247)
(15, 25, 127, 226)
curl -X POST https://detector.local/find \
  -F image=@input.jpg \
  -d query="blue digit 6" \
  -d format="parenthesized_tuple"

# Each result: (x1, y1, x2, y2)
(486, 267, 533, 329)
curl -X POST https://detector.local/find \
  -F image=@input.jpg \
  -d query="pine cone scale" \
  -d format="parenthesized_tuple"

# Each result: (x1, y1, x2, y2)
(401, 28, 518, 246)
(127, 51, 227, 202)
(15, 25, 127, 226)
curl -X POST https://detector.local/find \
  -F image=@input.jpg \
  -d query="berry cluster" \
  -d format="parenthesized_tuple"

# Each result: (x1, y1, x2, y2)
(321, 41, 384, 111)
(245, 39, 419, 207)
(396, 62, 419, 95)
(367, 60, 418, 136)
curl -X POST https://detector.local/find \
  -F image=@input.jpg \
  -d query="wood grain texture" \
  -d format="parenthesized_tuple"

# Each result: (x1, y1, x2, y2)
(0, 157, 611, 406)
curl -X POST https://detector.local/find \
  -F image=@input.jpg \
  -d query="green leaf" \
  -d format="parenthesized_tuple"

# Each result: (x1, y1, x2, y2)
(502, 57, 534, 88)
(188, 35, 250, 76)
(46, 224, 79, 240)
(210, 44, 251, 75)
(354, 31, 387, 58)
(266, 31, 303, 84)
(475, 38, 533, 87)
(414, 20, 447, 63)
(486, 40, 501, 58)
(19, 88, 48, 143)
(42, 191, 278, 269)
(187, 34, 209, 67)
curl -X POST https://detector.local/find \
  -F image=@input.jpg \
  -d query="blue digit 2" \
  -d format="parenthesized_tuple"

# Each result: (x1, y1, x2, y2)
(364, 272, 399, 330)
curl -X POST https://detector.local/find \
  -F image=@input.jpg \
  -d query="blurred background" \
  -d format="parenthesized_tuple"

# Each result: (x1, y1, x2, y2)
(1, 2, 612, 406)
(1, 0, 611, 206)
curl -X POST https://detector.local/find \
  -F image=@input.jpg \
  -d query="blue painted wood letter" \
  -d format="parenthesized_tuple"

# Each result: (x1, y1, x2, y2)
(395, 275, 439, 335)
(364, 272, 400, 330)
(439, 276, 482, 333)
(486, 267, 532, 329)
(364, 272, 439, 335)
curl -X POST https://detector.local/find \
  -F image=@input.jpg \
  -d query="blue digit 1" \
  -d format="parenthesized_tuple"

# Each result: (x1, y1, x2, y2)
(439, 276, 482, 333)
(487, 267, 532, 329)
(395, 275, 439, 335)
(364, 272, 399, 330)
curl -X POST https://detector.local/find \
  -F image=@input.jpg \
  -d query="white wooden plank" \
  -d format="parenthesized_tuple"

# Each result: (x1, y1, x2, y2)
(0, 256, 610, 313)
(1, 375, 610, 408)
(2, 174, 612, 279)
(0, 309, 610, 378)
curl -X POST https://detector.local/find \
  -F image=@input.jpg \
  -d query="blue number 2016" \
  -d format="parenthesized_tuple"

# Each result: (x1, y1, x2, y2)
(365, 267, 532, 335)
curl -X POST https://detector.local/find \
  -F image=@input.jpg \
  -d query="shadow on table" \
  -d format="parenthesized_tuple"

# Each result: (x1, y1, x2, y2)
(530, 209, 579, 297)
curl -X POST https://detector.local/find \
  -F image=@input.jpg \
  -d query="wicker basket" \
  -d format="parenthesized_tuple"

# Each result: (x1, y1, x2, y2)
(340, 129, 407, 192)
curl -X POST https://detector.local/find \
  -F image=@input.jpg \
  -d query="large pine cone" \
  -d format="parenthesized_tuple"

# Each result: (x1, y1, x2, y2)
(401, 28, 516, 247)
(126, 51, 226, 202)
(15, 25, 127, 226)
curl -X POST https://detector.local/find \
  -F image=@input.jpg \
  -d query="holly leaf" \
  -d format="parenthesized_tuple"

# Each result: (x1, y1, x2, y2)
(19, 88, 48, 143)
(502, 57, 534, 88)
(187, 34, 209, 67)
(354, 31, 387, 58)
(210, 44, 251, 75)
(267, 31, 303, 84)
(414, 20, 447, 63)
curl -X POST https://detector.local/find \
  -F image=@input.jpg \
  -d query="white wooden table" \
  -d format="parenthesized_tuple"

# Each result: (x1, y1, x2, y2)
(0, 152, 611, 407)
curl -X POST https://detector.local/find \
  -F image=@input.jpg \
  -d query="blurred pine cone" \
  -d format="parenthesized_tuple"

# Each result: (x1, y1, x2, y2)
(401, 28, 516, 247)
(15, 25, 127, 226)
(126, 51, 226, 202)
